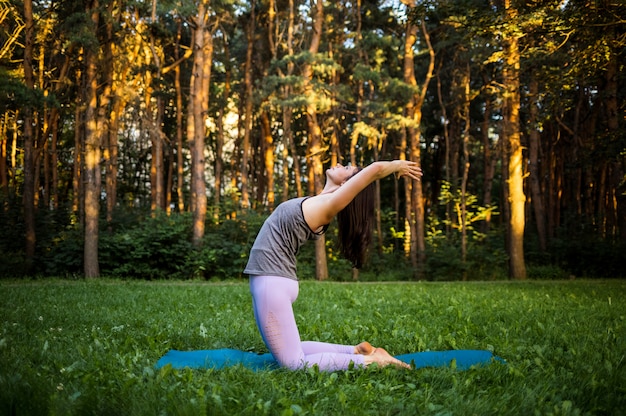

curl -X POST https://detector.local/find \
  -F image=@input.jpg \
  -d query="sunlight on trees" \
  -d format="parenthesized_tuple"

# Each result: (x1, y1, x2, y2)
(0, 0, 624, 279)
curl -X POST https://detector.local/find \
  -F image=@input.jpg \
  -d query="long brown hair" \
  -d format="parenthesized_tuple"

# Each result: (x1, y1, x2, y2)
(337, 168, 376, 269)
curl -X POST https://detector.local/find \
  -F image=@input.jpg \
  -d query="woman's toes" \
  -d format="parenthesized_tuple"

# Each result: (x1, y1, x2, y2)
(355, 341, 375, 355)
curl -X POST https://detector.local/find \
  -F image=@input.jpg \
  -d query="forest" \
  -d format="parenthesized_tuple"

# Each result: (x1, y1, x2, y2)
(1, 0, 624, 280)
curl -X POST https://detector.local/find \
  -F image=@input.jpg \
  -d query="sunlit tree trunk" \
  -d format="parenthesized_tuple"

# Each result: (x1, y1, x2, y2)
(402, 20, 417, 270)
(260, 111, 275, 209)
(303, 0, 327, 280)
(502, 1, 526, 279)
(189, 2, 212, 247)
(354, 0, 364, 169)
(281, 0, 302, 199)
(328, 42, 341, 169)
(402, 8, 433, 279)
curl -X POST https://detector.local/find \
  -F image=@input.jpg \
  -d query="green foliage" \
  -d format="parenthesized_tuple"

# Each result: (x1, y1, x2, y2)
(0, 186, 619, 282)
(99, 211, 195, 279)
(424, 225, 508, 281)
(191, 211, 266, 280)
(424, 182, 508, 280)
(437, 181, 498, 234)
(33, 209, 266, 280)
(0, 280, 624, 415)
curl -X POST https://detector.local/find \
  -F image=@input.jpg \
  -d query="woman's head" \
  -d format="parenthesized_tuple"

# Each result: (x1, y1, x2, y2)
(326, 163, 359, 186)
(336, 168, 376, 269)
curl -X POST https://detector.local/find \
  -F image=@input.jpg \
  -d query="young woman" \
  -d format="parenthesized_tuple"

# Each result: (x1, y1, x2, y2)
(244, 160, 422, 370)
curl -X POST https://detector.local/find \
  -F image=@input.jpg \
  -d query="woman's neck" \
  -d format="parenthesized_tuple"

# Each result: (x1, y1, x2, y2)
(319, 182, 340, 195)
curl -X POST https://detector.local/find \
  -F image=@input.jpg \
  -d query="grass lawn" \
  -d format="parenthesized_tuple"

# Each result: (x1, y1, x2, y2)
(1, 279, 625, 415)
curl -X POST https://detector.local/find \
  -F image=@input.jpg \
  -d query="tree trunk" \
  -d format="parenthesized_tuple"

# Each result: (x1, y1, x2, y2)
(402, 22, 418, 272)
(502, 1, 526, 279)
(241, 1, 256, 210)
(261, 111, 275, 209)
(604, 47, 626, 240)
(282, 0, 301, 199)
(23, 0, 36, 273)
(303, 0, 327, 280)
(174, 20, 185, 213)
(214, 33, 229, 218)
(45, 49, 71, 211)
(528, 77, 547, 251)
(460, 60, 470, 278)
(0, 113, 8, 196)
(402, 15, 433, 279)
(189, 3, 212, 247)
(103, 11, 119, 226)
(147, 1, 166, 214)
(105, 97, 121, 224)
(481, 76, 495, 233)
(83, 0, 102, 278)
(72, 101, 82, 216)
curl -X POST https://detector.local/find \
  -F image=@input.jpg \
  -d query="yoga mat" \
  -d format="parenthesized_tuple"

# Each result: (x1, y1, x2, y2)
(155, 348, 504, 371)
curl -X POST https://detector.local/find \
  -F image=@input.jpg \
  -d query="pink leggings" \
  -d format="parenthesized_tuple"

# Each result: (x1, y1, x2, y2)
(250, 275, 366, 371)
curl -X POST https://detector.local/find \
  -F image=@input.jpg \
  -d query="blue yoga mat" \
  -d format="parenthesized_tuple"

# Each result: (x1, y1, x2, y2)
(155, 348, 503, 371)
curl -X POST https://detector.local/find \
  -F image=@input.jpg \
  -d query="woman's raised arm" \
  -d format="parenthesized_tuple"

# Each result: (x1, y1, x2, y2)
(303, 160, 422, 230)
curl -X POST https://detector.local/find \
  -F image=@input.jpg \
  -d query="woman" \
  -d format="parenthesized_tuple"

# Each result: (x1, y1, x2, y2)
(244, 160, 422, 370)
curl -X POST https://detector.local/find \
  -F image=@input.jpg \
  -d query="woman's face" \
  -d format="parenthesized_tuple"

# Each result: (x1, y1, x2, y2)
(326, 163, 359, 186)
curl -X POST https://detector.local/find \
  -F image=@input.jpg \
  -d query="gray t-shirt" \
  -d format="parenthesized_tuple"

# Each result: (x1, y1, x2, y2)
(244, 197, 325, 280)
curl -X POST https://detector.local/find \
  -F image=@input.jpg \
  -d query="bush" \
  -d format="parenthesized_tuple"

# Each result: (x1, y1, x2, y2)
(40, 225, 84, 277)
(99, 211, 195, 279)
(36, 209, 267, 280)
(8, 198, 622, 281)
(191, 212, 266, 279)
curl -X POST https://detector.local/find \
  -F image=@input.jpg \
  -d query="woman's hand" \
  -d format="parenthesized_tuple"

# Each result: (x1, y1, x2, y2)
(394, 160, 423, 181)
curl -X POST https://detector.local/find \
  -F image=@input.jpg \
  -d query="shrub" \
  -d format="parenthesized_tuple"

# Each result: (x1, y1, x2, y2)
(99, 211, 194, 279)
(191, 211, 266, 279)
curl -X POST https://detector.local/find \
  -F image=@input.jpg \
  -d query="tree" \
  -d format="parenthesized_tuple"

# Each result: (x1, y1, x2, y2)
(3, 0, 624, 280)
(22, 0, 36, 272)
(188, 1, 213, 247)
(500, 0, 526, 280)
(82, 0, 106, 278)
(403, 2, 435, 279)
(302, 0, 328, 280)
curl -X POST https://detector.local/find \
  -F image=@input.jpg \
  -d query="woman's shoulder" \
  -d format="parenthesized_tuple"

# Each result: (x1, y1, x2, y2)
(301, 194, 334, 232)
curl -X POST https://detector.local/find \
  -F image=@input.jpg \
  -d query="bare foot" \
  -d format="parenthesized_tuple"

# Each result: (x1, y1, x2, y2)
(363, 347, 411, 369)
(355, 341, 375, 355)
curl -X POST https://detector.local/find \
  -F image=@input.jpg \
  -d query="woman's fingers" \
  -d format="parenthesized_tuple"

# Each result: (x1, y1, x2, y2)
(398, 161, 423, 180)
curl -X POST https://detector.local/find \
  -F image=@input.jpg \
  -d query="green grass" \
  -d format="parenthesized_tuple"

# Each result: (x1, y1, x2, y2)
(1, 279, 625, 415)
